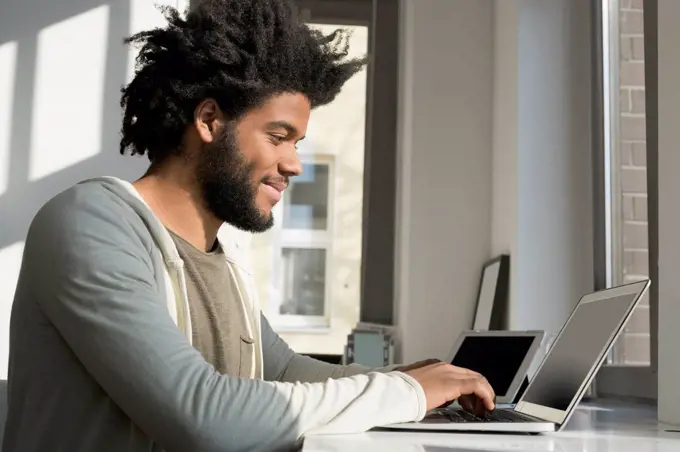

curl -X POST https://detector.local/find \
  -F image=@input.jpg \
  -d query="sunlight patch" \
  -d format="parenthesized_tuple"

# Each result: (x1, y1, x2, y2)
(0, 41, 17, 196)
(0, 241, 25, 379)
(29, 5, 109, 181)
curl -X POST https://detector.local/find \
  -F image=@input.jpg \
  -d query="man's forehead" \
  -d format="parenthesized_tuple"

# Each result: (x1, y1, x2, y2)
(247, 93, 310, 135)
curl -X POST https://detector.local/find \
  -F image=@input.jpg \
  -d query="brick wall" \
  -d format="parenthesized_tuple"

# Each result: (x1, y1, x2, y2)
(617, 0, 650, 364)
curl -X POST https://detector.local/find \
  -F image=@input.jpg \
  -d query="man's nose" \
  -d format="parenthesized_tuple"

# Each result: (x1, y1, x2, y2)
(279, 150, 303, 177)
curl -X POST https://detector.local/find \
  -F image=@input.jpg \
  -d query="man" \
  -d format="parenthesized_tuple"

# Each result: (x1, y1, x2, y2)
(2, 1, 495, 451)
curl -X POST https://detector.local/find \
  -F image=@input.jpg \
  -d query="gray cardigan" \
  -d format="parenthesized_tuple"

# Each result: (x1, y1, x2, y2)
(2, 179, 424, 452)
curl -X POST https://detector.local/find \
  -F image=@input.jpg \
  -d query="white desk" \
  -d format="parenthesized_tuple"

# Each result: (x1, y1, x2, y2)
(303, 401, 680, 452)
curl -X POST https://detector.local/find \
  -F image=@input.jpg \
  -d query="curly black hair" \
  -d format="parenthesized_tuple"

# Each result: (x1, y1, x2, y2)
(119, 0, 367, 162)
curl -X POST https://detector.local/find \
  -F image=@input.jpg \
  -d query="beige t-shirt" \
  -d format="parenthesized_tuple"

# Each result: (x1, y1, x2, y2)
(168, 230, 254, 378)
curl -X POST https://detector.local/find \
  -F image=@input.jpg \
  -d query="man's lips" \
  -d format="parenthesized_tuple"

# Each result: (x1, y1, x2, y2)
(261, 179, 288, 203)
(263, 180, 287, 192)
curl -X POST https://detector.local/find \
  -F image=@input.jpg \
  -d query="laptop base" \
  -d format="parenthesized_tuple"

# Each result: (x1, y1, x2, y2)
(381, 408, 555, 433)
(380, 419, 555, 433)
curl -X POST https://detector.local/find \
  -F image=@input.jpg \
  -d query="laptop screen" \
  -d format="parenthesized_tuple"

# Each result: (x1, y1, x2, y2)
(451, 336, 535, 396)
(520, 293, 637, 411)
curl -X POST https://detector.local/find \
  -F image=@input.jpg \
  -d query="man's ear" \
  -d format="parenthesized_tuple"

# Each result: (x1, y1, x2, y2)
(194, 98, 224, 143)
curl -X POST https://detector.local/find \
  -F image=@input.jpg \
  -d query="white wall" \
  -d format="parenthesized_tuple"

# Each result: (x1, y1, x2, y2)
(494, 0, 594, 336)
(396, 0, 593, 364)
(395, 0, 494, 363)
(657, 0, 680, 426)
(491, 0, 519, 262)
(0, 0, 188, 379)
(514, 0, 594, 333)
(491, 0, 519, 313)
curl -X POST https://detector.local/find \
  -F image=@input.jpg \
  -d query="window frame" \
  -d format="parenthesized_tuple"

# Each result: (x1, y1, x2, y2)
(275, 245, 332, 328)
(269, 0, 398, 332)
(592, 0, 659, 401)
(268, 156, 336, 330)
(295, 0, 372, 26)
(294, 0, 400, 327)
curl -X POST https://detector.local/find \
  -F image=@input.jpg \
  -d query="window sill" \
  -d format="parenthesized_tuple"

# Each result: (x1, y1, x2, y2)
(272, 326, 333, 334)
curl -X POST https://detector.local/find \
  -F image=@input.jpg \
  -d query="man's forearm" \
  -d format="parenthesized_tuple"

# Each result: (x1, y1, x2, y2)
(279, 354, 369, 382)
(260, 314, 392, 382)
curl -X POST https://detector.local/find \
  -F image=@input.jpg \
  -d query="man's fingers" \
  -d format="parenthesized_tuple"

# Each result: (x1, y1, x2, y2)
(407, 362, 496, 412)
(459, 395, 474, 413)
(460, 394, 494, 416)
(468, 374, 495, 410)
(459, 377, 495, 411)
(479, 395, 494, 413)
(486, 393, 497, 411)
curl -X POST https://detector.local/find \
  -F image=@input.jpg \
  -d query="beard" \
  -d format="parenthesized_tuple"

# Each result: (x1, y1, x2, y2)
(196, 123, 274, 233)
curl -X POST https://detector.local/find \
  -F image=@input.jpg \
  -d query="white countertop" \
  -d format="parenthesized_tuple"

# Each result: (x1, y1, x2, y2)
(302, 400, 680, 452)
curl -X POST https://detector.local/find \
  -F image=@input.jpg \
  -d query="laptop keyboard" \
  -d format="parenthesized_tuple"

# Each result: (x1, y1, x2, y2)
(425, 408, 539, 423)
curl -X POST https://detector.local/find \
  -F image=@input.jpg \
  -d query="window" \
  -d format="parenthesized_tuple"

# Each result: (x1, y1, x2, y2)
(250, 21, 369, 355)
(275, 159, 334, 327)
(605, 0, 650, 366)
(280, 248, 327, 316)
(595, 0, 657, 399)
(282, 162, 330, 231)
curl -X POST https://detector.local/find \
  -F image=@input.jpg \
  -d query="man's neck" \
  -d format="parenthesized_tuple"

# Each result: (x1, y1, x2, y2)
(132, 166, 222, 252)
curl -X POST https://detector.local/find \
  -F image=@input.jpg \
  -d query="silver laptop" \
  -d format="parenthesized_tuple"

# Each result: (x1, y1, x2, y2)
(445, 330, 544, 405)
(382, 280, 650, 433)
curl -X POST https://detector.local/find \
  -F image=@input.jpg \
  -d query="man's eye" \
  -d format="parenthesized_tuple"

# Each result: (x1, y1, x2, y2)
(269, 134, 285, 144)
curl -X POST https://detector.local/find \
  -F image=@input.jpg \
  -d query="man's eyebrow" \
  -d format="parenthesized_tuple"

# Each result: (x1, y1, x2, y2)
(266, 120, 305, 140)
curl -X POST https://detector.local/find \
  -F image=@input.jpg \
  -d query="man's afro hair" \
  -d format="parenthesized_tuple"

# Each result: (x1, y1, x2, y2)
(119, 0, 367, 161)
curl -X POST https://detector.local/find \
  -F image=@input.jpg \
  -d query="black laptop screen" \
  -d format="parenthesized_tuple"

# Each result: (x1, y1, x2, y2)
(451, 336, 535, 396)
(521, 293, 637, 411)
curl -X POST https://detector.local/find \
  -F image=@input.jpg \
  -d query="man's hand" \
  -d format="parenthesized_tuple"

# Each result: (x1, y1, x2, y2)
(404, 362, 496, 414)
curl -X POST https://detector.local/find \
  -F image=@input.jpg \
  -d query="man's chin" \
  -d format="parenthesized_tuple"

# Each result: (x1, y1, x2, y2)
(253, 212, 275, 233)
(255, 205, 275, 225)
(221, 211, 274, 233)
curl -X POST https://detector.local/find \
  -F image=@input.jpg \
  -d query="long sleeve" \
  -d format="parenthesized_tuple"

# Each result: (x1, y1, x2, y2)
(27, 187, 427, 452)
(261, 313, 382, 382)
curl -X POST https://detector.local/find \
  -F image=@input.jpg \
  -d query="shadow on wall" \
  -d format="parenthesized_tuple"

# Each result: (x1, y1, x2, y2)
(0, 0, 169, 378)
(0, 0, 148, 251)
